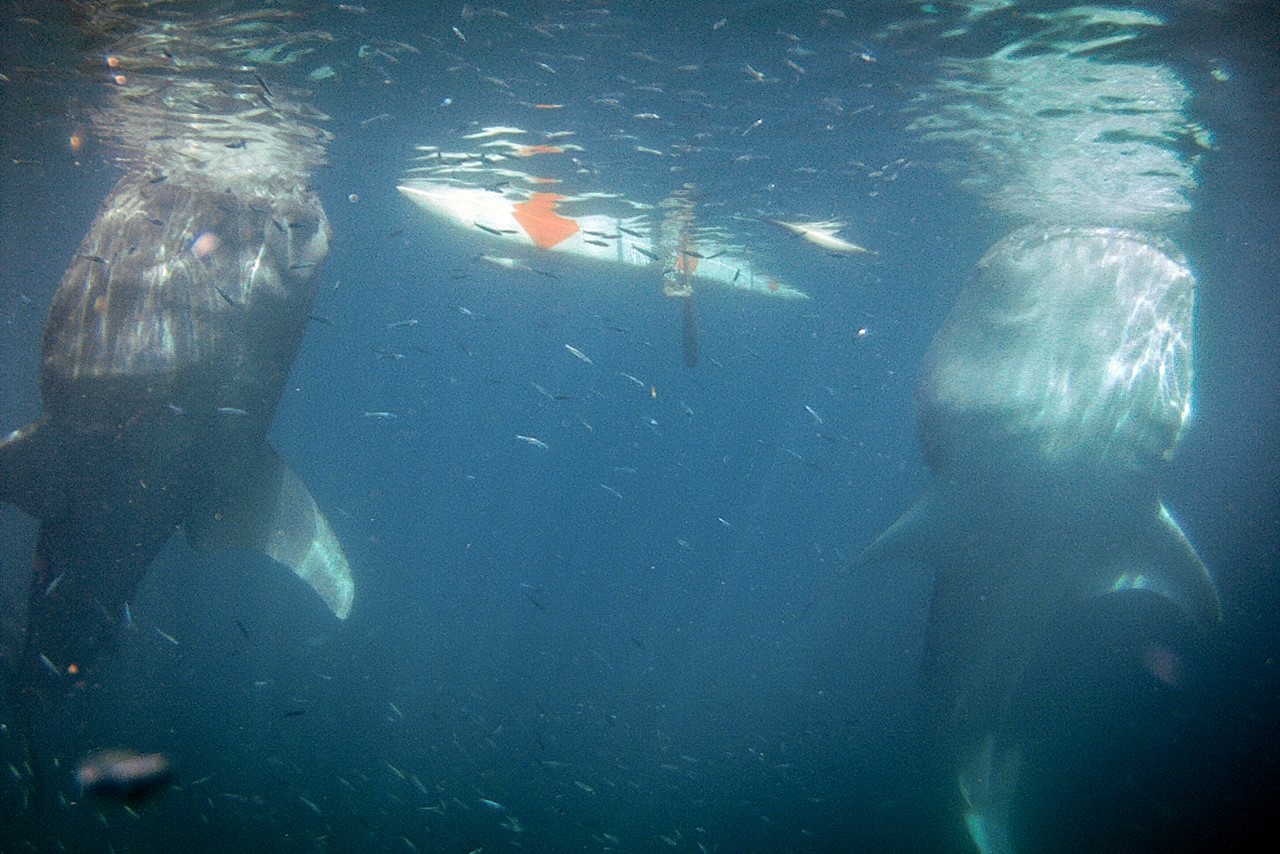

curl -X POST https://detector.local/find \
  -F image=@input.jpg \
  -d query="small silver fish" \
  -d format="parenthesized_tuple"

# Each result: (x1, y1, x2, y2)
(43, 573, 64, 597)
(564, 344, 593, 364)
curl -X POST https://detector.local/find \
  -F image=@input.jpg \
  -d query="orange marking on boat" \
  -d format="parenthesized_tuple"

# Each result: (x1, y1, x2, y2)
(512, 193, 580, 249)
(513, 144, 564, 157)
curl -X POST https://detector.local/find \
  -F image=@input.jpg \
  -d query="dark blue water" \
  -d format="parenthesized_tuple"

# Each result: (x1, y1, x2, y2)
(2, 2, 1276, 852)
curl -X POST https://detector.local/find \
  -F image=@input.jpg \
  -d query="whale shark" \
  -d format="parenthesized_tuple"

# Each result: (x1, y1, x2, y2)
(854, 226, 1220, 853)
(0, 169, 353, 692)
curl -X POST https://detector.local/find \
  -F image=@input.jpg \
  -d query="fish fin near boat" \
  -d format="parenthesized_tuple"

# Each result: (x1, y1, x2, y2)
(0, 419, 69, 523)
(184, 446, 353, 619)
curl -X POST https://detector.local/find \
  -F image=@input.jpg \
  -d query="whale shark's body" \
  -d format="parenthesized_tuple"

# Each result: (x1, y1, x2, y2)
(0, 169, 353, 690)
(858, 226, 1220, 853)
(0, 6, 354, 701)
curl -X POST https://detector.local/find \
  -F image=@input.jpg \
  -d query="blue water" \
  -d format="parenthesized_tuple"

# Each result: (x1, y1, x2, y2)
(2, 2, 1277, 852)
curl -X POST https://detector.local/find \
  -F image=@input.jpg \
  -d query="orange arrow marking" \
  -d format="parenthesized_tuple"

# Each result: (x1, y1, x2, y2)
(512, 193, 580, 250)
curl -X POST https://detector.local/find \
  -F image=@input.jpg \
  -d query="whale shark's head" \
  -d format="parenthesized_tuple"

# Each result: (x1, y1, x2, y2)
(917, 226, 1194, 515)
(39, 173, 330, 432)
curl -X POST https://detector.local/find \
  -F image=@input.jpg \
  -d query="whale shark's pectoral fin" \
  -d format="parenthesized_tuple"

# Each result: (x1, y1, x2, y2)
(0, 419, 69, 523)
(185, 448, 353, 619)
(798, 490, 947, 618)
(857, 488, 950, 568)
(1090, 502, 1221, 629)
